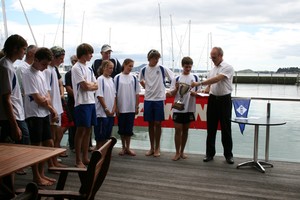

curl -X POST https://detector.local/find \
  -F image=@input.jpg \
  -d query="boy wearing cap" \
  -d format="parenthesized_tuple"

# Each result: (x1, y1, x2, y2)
(139, 49, 174, 157)
(44, 46, 67, 166)
(91, 44, 122, 78)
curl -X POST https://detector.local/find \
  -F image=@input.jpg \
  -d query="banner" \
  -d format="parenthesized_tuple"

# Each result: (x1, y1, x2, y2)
(232, 98, 251, 134)
(131, 95, 209, 129)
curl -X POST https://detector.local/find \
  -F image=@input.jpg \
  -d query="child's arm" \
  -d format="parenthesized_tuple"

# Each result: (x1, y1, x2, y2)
(79, 81, 98, 91)
(2, 93, 22, 140)
(135, 94, 139, 115)
(97, 96, 113, 116)
(31, 93, 58, 122)
(166, 82, 179, 97)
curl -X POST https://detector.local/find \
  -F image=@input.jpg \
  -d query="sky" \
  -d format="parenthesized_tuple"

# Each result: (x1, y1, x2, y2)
(1, 0, 300, 72)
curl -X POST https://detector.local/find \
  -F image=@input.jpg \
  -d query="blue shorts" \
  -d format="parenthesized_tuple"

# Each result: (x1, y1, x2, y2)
(94, 117, 114, 142)
(26, 116, 52, 143)
(144, 100, 165, 122)
(16, 120, 30, 145)
(118, 113, 135, 136)
(74, 104, 97, 127)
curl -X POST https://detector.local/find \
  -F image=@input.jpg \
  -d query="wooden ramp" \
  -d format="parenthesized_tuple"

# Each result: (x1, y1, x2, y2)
(15, 148, 300, 200)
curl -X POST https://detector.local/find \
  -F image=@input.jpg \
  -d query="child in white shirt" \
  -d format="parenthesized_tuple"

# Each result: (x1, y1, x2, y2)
(94, 60, 116, 149)
(114, 58, 140, 156)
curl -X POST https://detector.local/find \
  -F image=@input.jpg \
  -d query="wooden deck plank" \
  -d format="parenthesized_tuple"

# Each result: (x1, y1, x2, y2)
(14, 148, 300, 200)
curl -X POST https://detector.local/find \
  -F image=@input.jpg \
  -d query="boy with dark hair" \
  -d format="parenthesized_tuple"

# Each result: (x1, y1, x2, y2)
(23, 47, 58, 186)
(0, 34, 28, 143)
(167, 56, 199, 161)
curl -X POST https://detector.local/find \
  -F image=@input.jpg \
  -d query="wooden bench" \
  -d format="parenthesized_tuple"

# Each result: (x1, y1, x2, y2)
(16, 137, 117, 200)
(12, 182, 38, 200)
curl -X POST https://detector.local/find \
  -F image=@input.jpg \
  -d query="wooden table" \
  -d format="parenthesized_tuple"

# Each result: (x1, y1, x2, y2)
(231, 117, 286, 173)
(0, 143, 66, 199)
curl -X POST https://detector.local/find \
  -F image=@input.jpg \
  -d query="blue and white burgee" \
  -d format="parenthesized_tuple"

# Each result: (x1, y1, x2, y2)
(232, 98, 251, 134)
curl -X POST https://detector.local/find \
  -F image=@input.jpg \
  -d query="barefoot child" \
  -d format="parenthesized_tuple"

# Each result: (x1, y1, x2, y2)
(23, 47, 58, 185)
(167, 57, 199, 161)
(94, 60, 116, 149)
(114, 58, 140, 156)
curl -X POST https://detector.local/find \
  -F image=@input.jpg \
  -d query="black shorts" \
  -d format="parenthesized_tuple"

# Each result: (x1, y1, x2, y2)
(26, 116, 52, 143)
(172, 112, 195, 124)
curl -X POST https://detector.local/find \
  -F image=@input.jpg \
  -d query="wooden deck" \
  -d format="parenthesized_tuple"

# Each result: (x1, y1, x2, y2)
(14, 148, 300, 200)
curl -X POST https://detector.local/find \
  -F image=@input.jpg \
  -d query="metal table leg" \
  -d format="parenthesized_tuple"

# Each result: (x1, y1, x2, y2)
(237, 125, 267, 173)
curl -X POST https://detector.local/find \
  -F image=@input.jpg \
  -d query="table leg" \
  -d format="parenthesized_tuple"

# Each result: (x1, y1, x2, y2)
(265, 125, 270, 162)
(237, 125, 267, 173)
(0, 174, 15, 199)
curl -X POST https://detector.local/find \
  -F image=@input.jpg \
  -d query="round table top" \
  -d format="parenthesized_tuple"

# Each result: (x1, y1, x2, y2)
(231, 117, 286, 126)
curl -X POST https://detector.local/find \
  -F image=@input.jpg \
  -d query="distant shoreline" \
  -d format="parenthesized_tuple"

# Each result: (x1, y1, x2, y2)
(232, 73, 300, 85)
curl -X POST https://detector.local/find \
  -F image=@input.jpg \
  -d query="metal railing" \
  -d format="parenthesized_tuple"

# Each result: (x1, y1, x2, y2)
(232, 96, 300, 162)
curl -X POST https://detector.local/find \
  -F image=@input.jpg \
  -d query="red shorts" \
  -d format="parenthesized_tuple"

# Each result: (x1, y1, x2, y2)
(61, 108, 74, 127)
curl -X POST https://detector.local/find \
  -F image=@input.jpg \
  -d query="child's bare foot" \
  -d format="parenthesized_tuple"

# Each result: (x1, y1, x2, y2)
(153, 149, 160, 157)
(75, 162, 86, 168)
(172, 153, 181, 161)
(180, 153, 188, 159)
(55, 163, 68, 168)
(33, 177, 54, 186)
(126, 149, 136, 156)
(119, 149, 126, 156)
(34, 178, 54, 186)
(16, 168, 26, 175)
(145, 149, 154, 156)
(43, 176, 56, 183)
(82, 159, 90, 165)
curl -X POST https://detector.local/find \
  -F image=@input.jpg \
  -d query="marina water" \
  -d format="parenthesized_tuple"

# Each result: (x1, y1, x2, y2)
(111, 83, 300, 163)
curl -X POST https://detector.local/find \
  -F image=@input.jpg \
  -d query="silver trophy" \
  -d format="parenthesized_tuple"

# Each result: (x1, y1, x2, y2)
(172, 82, 190, 111)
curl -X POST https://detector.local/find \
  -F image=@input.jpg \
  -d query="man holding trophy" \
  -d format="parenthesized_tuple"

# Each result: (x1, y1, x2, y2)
(167, 57, 200, 161)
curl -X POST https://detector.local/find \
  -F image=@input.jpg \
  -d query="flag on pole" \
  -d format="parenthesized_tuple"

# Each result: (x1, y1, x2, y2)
(232, 98, 251, 134)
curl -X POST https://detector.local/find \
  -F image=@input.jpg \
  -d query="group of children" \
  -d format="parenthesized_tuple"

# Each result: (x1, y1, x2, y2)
(0, 33, 203, 186)
(140, 50, 200, 161)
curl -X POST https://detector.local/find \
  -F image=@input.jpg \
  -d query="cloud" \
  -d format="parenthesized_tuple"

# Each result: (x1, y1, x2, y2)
(2, 0, 300, 71)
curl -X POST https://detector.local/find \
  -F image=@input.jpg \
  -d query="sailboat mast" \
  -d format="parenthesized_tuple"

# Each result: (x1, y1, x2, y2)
(158, 3, 163, 65)
(170, 15, 174, 72)
(62, 0, 65, 48)
(188, 20, 191, 56)
(1, 0, 8, 39)
(80, 11, 85, 43)
(19, 0, 37, 45)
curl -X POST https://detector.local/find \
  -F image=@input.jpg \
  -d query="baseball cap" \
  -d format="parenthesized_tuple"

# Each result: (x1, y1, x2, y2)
(101, 44, 112, 53)
(50, 46, 65, 57)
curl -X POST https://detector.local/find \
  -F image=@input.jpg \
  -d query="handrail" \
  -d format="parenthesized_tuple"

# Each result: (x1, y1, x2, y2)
(232, 96, 300, 102)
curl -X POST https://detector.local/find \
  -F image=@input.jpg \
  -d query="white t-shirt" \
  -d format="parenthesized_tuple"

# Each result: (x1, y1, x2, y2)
(0, 57, 25, 121)
(208, 61, 234, 96)
(16, 61, 30, 95)
(170, 74, 198, 113)
(22, 66, 50, 118)
(139, 64, 174, 101)
(72, 62, 96, 107)
(95, 75, 116, 117)
(114, 73, 141, 113)
(44, 66, 63, 115)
